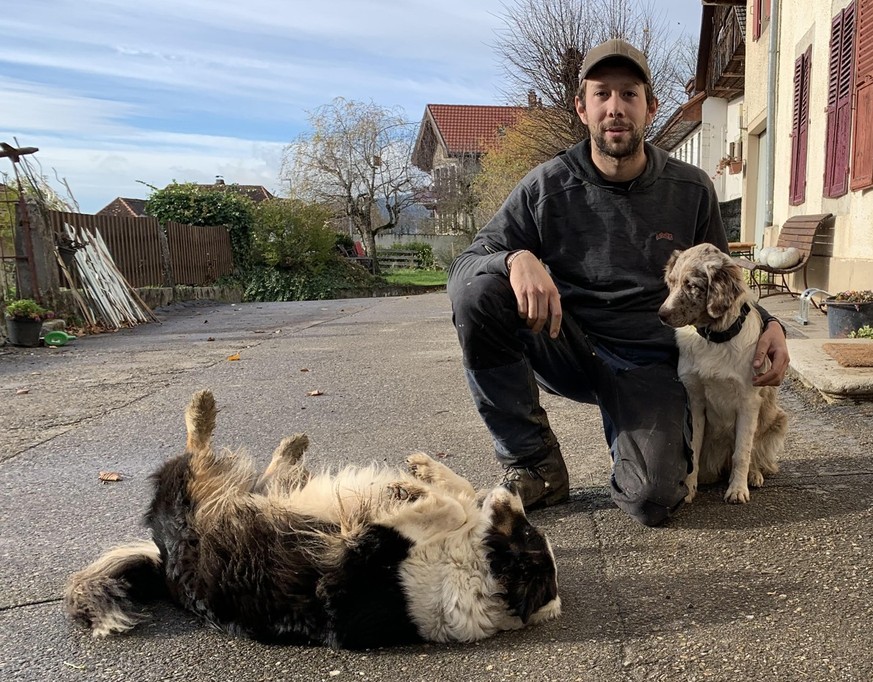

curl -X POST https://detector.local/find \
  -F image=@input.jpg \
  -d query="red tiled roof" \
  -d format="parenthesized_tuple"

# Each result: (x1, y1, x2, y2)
(96, 197, 148, 217)
(427, 104, 525, 155)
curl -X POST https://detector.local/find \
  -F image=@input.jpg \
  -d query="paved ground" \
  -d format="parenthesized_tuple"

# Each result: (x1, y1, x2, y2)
(1, 292, 872, 682)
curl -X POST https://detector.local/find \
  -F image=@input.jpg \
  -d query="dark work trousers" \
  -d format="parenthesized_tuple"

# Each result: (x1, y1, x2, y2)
(449, 273, 692, 526)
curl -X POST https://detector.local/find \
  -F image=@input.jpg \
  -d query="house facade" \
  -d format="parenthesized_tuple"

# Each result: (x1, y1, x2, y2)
(652, 4, 747, 238)
(743, 0, 873, 293)
(411, 104, 526, 235)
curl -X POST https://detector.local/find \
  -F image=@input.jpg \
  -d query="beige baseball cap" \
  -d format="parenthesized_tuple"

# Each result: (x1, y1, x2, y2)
(579, 38, 652, 84)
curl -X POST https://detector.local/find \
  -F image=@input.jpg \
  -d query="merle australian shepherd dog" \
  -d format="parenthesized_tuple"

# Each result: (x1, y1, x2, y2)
(65, 390, 561, 649)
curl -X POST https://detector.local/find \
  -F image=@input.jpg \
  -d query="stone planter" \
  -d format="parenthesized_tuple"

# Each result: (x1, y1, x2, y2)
(826, 299, 873, 338)
(5, 317, 43, 347)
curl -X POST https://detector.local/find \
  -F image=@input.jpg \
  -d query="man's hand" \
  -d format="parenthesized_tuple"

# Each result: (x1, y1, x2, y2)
(752, 320, 790, 386)
(507, 251, 562, 338)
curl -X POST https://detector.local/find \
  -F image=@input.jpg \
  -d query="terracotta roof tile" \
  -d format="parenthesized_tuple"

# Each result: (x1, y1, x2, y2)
(427, 104, 525, 155)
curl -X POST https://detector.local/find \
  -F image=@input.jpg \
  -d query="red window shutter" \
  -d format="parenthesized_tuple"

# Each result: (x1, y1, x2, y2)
(825, 4, 856, 198)
(790, 49, 812, 205)
(851, 0, 873, 190)
(764, 0, 771, 22)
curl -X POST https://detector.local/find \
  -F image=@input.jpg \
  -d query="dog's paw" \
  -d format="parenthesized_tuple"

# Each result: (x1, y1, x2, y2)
(724, 481, 750, 504)
(406, 452, 436, 482)
(684, 473, 699, 503)
(386, 481, 427, 503)
(748, 468, 764, 488)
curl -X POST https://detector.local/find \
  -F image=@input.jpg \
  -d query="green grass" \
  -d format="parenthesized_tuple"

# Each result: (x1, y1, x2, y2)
(381, 268, 448, 287)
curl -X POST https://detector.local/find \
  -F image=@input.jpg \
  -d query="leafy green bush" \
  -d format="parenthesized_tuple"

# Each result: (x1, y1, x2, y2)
(389, 241, 436, 269)
(240, 257, 381, 302)
(848, 325, 873, 340)
(250, 199, 335, 272)
(145, 182, 255, 268)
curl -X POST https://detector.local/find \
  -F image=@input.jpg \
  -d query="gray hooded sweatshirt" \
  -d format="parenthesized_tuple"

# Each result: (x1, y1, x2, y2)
(448, 139, 729, 350)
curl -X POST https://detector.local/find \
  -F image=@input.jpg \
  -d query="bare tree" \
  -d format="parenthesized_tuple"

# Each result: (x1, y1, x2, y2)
(282, 98, 430, 272)
(493, 0, 696, 153)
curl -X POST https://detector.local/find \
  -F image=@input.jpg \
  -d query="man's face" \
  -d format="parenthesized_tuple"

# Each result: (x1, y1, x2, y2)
(576, 65, 656, 160)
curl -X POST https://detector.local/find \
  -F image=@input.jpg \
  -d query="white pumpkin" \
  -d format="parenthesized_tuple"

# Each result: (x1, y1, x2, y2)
(766, 246, 802, 269)
(756, 246, 774, 265)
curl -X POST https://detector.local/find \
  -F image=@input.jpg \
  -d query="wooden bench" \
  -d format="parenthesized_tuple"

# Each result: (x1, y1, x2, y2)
(377, 249, 419, 270)
(735, 213, 832, 300)
(337, 244, 375, 273)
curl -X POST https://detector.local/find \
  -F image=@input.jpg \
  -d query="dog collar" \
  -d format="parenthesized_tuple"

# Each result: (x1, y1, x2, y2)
(696, 303, 750, 343)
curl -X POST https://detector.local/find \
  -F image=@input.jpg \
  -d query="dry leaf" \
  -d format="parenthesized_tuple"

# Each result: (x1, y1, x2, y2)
(227, 353, 241, 361)
(435, 452, 449, 459)
(98, 471, 123, 483)
(300, 368, 310, 372)
(206, 337, 215, 342)
(16, 388, 29, 395)
(306, 389, 324, 397)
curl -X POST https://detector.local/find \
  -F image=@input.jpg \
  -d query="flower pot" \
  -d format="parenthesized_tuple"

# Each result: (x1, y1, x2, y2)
(5, 318, 42, 347)
(826, 299, 873, 338)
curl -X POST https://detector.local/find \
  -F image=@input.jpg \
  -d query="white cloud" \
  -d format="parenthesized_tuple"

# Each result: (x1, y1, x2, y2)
(0, 0, 700, 213)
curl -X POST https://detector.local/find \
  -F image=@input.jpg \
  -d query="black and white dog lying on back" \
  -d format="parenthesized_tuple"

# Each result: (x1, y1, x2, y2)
(65, 390, 561, 649)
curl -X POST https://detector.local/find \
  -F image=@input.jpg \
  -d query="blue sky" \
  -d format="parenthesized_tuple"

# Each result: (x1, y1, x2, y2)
(0, 0, 701, 213)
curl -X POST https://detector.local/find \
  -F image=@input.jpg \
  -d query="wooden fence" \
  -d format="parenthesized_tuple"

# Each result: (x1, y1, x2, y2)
(166, 221, 234, 286)
(48, 211, 234, 287)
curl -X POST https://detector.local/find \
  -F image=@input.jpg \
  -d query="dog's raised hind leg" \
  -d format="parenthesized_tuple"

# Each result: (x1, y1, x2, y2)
(256, 434, 311, 494)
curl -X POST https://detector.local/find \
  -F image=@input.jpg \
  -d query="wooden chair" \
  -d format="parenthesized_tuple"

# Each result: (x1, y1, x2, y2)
(735, 213, 832, 300)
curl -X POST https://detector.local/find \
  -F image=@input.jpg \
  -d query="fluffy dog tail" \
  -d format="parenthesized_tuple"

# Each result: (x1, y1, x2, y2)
(64, 539, 164, 637)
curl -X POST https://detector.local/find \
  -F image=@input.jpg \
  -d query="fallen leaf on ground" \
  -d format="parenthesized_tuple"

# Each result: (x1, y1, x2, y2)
(227, 353, 241, 361)
(300, 368, 310, 372)
(435, 452, 449, 459)
(206, 337, 215, 342)
(306, 389, 324, 397)
(98, 471, 123, 483)
(16, 388, 29, 395)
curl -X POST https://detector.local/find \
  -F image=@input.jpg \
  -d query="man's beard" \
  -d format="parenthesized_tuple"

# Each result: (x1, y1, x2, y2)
(591, 124, 645, 159)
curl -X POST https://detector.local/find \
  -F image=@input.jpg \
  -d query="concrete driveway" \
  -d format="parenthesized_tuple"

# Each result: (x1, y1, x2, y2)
(1, 293, 872, 681)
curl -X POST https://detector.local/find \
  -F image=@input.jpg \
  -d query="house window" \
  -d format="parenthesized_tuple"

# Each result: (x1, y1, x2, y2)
(789, 48, 812, 206)
(825, 3, 856, 198)
(851, 0, 873, 190)
(753, 0, 771, 41)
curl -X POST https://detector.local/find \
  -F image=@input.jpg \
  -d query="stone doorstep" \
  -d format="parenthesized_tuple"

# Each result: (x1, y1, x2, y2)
(787, 338, 873, 402)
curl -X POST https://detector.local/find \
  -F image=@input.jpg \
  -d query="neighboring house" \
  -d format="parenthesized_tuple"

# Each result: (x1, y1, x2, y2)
(197, 178, 275, 203)
(96, 197, 148, 218)
(744, 0, 872, 293)
(411, 103, 527, 235)
(651, 3, 747, 238)
(97, 179, 275, 218)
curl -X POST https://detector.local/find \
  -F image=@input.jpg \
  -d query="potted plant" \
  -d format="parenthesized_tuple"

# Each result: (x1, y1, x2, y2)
(825, 290, 873, 338)
(3, 298, 55, 347)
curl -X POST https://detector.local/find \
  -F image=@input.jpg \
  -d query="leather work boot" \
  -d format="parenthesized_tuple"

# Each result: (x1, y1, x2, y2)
(502, 447, 570, 511)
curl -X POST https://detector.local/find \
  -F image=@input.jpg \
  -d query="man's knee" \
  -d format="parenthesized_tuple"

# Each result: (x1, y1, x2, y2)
(609, 434, 689, 527)
(449, 274, 515, 327)
(612, 484, 686, 527)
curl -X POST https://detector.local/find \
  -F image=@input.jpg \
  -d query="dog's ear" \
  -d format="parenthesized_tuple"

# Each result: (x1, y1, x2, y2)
(663, 249, 681, 279)
(706, 258, 744, 319)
